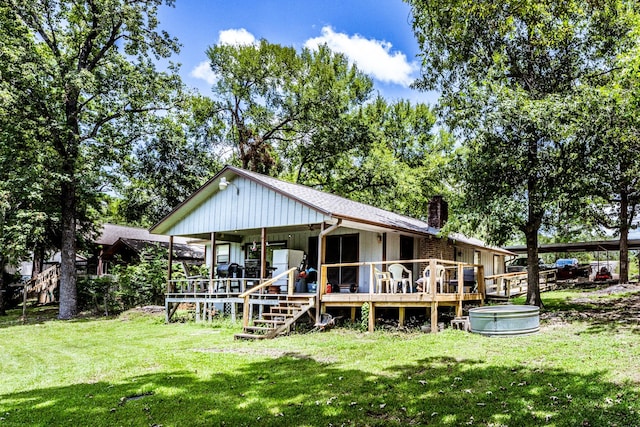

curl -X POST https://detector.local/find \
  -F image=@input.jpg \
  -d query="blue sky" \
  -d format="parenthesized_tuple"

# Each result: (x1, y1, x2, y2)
(157, 0, 438, 105)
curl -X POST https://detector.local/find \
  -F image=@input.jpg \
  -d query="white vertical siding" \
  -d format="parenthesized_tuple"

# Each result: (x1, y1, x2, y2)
(166, 176, 329, 236)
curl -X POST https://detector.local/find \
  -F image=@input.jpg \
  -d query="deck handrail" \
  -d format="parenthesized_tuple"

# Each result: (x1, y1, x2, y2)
(485, 269, 556, 297)
(319, 258, 485, 297)
(240, 267, 297, 328)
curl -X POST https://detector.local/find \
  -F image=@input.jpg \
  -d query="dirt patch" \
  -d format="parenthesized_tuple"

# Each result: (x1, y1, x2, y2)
(541, 284, 640, 331)
(132, 305, 165, 314)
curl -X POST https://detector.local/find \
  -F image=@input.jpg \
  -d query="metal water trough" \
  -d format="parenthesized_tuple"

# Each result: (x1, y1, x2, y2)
(469, 305, 540, 336)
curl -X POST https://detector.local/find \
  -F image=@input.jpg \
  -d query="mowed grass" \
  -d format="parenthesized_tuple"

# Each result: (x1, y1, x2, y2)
(1, 289, 639, 427)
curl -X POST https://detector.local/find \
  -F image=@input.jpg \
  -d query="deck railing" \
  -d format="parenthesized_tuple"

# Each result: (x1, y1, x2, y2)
(239, 267, 298, 328)
(318, 258, 485, 298)
(485, 269, 557, 297)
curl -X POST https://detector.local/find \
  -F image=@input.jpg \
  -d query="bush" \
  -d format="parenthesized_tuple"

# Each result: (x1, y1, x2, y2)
(78, 246, 170, 314)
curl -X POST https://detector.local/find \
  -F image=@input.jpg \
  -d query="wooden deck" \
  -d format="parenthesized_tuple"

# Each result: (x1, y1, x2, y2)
(317, 259, 486, 333)
(167, 259, 490, 335)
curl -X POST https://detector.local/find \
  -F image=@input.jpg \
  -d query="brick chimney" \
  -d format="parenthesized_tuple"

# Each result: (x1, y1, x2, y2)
(427, 196, 448, 229)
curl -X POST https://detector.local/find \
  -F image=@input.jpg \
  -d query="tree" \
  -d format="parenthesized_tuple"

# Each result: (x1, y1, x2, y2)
(406, 0, 635, 305)
(207, 40, 373, 175)
(3, 0, 182, 318)
(289, 96, 452, 219)
(116, 95, 223, 227)
(578, 83, 640, 284)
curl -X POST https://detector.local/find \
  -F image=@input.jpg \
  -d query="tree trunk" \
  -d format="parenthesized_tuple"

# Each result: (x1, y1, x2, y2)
(32, 245, 44, 278)
(619, 191, 629, 284)
(525, 227, 543, 306)
(0, 256, 5, 316)
(58, 178, 77, 319)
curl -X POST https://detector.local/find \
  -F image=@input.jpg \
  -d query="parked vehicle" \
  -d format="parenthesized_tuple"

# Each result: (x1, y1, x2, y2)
(594, 266, 613, 281)
(506, 257, 552, 273)
(555, 258, 591, 280)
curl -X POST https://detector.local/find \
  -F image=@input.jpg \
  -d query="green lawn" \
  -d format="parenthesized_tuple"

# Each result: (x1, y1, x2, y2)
(1, 288, 639, 427)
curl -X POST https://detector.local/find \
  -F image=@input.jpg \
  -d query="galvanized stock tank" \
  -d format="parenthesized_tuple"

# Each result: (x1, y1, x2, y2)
(469, 305, 540, 336)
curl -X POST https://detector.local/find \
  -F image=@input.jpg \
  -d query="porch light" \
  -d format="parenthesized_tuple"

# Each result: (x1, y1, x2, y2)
(219, 177, 239, 195)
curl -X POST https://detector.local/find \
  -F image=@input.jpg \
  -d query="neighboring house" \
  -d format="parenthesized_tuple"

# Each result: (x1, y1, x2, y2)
(99, 237, 205, 272)
(92, 224, 203, 275)
(150, 165, 513, 334)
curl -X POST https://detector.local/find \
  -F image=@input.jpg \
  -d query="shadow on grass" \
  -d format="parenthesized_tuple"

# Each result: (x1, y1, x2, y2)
(1, 354, 638, 426)
(542, 291, 640, 335)
(0, 304, 117, 329)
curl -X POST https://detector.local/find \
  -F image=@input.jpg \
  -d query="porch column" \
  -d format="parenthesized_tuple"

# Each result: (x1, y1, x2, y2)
(260, 227, 267, 279)
(382, 232, 387, 267)
(316, 223, 325, 326)
(167, 236, 174, 293)
(209, 232, 216, 290)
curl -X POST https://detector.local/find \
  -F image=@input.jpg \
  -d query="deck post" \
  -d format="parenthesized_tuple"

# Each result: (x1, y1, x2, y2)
(209, 232, 216, 290)
(457, 263, 464, 317)
(477, 265, 485, 305)
(351, 306, 356, 321)
(399, 307, 405, 327)
(368, 302, 375, 332)
(429, 259, 437, 296)
(167, 236, 174, 293)
(430, 301, 439, 333)
(369, 264, 374, 295)
(242, 295, 250, 328)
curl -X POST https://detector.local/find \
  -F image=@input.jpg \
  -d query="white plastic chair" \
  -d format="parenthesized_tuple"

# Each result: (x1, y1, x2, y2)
(388, 263, 413, 293)
(421, 264, 445, 293)
(374, 268, 394, 293)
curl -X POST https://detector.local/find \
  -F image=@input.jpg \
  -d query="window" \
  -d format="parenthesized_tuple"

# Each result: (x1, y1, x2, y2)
(216, 244, 230, 264)
(325, 234, 359, 285)
(244, 240, 287, 264)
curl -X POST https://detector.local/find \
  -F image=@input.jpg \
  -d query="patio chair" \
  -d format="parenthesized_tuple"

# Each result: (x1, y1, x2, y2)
(181, 262, 205, 292)
(421, 264, 445, 293)
(388, 263, 413, 293)
(374, 268, 394, 293)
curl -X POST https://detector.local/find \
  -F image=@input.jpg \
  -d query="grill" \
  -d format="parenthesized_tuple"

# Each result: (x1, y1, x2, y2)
(216, 263, 243, 278)
(243, 259, 260, 278)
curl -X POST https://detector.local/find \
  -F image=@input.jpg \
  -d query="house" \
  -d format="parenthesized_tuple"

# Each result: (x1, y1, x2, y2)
(92, 224, 204, 275)
(150, 165, 513, 336)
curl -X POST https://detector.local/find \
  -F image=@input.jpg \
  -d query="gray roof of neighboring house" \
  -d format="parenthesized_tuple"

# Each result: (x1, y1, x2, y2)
(96, 223, 190, 246)
(101, 238, 204, 261)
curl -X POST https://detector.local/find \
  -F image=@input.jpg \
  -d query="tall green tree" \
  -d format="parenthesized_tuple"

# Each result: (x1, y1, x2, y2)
(116, 95, 223, 226)
(3, 0, 182, 318)
(207, 40, 373, 175)
(578, 82, 640, 284)
(290, 97, 452, 219)
(406, 0, 635, 305)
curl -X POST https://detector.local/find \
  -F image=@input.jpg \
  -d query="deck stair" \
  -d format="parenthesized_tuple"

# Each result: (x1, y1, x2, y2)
(234, 295, 314, 340)
(25, 264, 60, 304)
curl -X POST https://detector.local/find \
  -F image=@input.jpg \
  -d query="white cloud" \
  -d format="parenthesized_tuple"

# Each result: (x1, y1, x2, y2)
(190, 28, 257, 86)
(190, 61, 217, 85)
(218, 28, 256, 46)
(304, 26, 416, 87)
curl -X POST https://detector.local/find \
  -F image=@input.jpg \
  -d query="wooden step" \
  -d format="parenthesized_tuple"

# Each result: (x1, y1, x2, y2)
(244, 326, 274, 332)
(234, 333, 267, 340)
(270, 306, 300, 313)
(262, 312, 294, 319)
(253, 319, 286, 325)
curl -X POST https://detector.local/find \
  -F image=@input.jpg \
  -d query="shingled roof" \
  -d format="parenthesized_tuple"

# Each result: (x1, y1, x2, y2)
(230, 166, 441, 236)
(151, 165, 512, 255)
